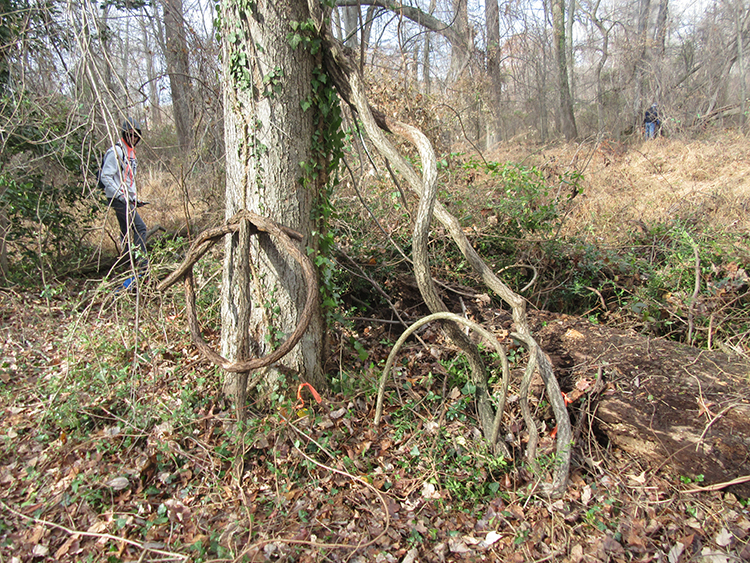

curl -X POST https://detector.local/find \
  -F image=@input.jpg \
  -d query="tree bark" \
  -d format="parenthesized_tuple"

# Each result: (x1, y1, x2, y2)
(342, 5, 360, 47)
(654, 0, 668, 55)
(566, 0, 575, 103)
(485, 0, 502, 145)
(552, 0, 577, 139)
(220, 0, 325, 403)
(162, 0, 193, 150)
(447, 0, 470, 83)
(422, 0, 435, 95)
(735, 0, 747, 129)
(141, 17, 162, 128)
(632, 0, 651, 128)
(582, 0, 611, 133)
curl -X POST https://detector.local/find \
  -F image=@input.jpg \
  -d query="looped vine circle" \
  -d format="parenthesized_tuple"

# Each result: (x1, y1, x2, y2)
(157, 210, 316, 373)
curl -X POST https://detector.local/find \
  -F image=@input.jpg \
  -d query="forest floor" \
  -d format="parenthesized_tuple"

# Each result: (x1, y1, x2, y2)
(2, 134, 750, 562)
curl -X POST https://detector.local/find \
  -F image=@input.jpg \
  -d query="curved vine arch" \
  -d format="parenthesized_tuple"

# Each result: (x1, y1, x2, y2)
(325, 38, 572, 496)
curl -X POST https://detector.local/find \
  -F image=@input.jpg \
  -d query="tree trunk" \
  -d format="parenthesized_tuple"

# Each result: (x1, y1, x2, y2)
(566, 0, 575, 103)
(736, 0, 747, 129)
(422, 0, 436, 95)
(583, 0, 611, 133)
(342, 5, 360, 47)
(162, 0, 193, 150)
(632, 0, 651, 128)
(141, 18, 162, 128)
(361, 6, 377, 52)
(552, 0, 577, 139)
(447, 0, 470, 83)
(220, 0, 325, 404)
(654, 0, 668, 55)
(485, 0, 502, 145)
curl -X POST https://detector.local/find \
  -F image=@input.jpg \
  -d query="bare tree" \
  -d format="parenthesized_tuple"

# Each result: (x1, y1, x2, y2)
(162, 0, 194, 150)
(485, 0, 503, 144)
(553, 0, 578, 139)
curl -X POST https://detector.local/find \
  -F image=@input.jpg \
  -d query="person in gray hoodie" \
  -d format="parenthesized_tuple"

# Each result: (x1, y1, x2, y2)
(99, 118, 148, 269)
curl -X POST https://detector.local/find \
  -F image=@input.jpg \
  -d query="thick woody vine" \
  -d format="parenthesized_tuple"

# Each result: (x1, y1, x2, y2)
(205, 0, 570, 495)
(323, 36, 572, 495)
(156, 212, 317, 421)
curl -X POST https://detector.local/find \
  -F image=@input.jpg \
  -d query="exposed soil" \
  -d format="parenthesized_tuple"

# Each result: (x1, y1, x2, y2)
(528, 310, 750, 497)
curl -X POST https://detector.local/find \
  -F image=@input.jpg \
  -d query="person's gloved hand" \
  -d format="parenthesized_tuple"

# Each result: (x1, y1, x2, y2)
(136, 200, 150, 207)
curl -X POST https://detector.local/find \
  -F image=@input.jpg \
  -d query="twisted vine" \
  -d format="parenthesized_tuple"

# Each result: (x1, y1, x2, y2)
(157, 210, 317, 375)
(325, 39, 572, 495)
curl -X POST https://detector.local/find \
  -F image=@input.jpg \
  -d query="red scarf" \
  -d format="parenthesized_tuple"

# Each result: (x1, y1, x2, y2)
(122, 141, 137, 192)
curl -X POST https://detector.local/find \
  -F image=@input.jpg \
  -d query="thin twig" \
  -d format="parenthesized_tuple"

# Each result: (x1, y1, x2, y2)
(0, 500, 188, 561)
(682, 475, 750, 494)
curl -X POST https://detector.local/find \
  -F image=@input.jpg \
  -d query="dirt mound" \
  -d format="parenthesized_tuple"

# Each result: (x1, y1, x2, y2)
(530, 310, 750, 495)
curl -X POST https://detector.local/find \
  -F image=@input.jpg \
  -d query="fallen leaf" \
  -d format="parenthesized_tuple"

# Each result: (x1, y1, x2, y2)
(448, 538, 470, 553)
(575, 378, 592, 391)
(421, 482, 440, 499)
(581, 485, 592, 506)
(699, 548, 729, 563)
(462, 535, 480, 545)
(329, 407, 347, 419)
(668, 541, 685, 563)
(564, 328, 585, 341)
(715, 528, 733, 547)
(106, 476, 130, 491)
(483, 531, 501, 546)
(570, 544, 584, 563)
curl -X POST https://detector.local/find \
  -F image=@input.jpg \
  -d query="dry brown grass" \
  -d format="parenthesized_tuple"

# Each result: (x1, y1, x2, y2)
(485, 132, 750, 243)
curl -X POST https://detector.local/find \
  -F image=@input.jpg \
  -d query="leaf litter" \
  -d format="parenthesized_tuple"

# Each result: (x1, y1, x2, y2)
(1, 286, 749, 562)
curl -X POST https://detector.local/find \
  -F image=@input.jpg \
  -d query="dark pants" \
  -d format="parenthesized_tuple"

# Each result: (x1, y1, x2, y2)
(109, 198, 148, 267)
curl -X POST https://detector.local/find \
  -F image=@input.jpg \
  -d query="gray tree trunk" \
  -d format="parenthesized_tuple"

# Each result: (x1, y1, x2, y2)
(736, 0, 747, 129)
(447, 0, 470, 82)
(654, 0, 668, 54)
(342, 5, 360, 47)
(141, 18, 162, 128)
(552, 0, 577, 139)
(632, 0, 651, 128)
(566, 0, 575, 103)
(583, 0, 611, 133)
(162, 0, 193, 150)
(485, 0, 502, 145)
(220, 0, 325, 404)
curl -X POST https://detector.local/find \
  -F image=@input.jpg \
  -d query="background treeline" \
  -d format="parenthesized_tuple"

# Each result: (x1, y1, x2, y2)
(0, 0, 748, 352)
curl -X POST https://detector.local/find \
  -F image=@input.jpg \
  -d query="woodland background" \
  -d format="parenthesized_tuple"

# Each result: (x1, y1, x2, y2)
(1, 0, 749, 560)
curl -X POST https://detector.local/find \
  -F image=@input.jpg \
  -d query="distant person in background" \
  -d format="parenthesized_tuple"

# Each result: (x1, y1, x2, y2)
(644, 103, 660, 139)
(99, 118, 148, 274)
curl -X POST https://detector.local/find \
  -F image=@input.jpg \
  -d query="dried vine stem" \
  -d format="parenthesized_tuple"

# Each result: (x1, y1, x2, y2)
(374, 311, 510, 447)
(0, 500, 188, 561)
(158, 210, 316, 374)
(326, 40, 571, 495)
